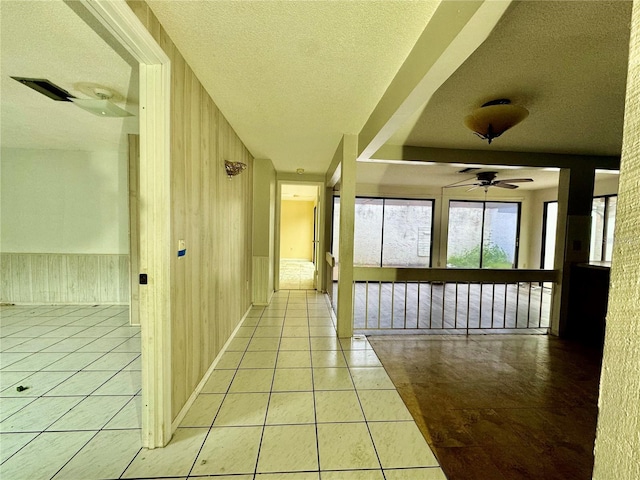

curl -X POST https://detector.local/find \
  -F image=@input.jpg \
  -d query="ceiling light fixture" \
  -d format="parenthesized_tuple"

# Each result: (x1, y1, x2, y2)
(464, 99, 528, 144)
(72, 87, 132, 118)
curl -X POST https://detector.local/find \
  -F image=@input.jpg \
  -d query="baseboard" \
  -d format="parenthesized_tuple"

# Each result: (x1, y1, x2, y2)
(170, 304, 252, 432)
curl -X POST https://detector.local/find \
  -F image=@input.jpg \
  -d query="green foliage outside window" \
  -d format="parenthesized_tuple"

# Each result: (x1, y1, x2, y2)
(447, 243, 512, 269)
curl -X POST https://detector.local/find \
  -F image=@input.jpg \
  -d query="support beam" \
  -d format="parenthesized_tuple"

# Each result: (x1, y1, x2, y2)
(358, 0, 513, 160)
(325, 138, 343, 188)
(337, 135, 357, 338)
(550, 167, 595, 336)
(370, 145, 620, 170)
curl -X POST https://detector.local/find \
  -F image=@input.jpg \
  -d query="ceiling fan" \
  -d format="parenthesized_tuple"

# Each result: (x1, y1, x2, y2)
(444, 171, 533, 191)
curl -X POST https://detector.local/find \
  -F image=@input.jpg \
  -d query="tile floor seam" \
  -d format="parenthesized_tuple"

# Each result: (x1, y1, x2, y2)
(0, 430, 43, 466)
(45, 391, 138, 434)
(253, 292, 287, 477)
(117, 444, 144, 480)
(343, 340, 388, 479)
(308, 291, 323, 477)
(48, 428, 102, 480)
(184, 345, 252, 478)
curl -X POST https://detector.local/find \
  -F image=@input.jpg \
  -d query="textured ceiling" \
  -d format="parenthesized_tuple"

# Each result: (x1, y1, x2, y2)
(388, 0, 632, 155)
(0, 0, 138, 152)
(146, 0, 440, 174)
(2, 0, 631, 187)
(357, 161, 620, 192)
(357, 161, 561, 190)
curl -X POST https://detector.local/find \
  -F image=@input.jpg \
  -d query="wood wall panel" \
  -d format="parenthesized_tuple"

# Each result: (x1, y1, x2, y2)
(129, 2, 254, 421)
(0, 253, 129, 304)
(252, 256, 272, 305)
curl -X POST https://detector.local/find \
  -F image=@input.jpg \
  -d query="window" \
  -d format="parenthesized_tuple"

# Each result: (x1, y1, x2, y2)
(541, 195, 617, 268)
(332, 196, 434, 267)
(381, 199, 433, 267)
(541, 201, 558, 269)
(447, 201, 520, 269)
(590, 195, 617, 262)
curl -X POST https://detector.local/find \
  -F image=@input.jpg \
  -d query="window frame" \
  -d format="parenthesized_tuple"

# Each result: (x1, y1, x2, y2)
(332, 194, 436, 268)
(446, 199, 522, 269)
(541, 200, 558, 269)
(591, 194, 617, 262)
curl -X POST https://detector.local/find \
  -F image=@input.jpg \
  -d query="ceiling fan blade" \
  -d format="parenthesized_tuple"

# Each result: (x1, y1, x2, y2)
(493, 182, 519, 189)
(466, 186, 480, 192)
(498, 178, 533, 183)
(443, 182, 480, 188)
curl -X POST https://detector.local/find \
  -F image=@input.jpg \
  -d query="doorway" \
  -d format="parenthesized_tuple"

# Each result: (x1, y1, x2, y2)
(279, 184, 320, 289)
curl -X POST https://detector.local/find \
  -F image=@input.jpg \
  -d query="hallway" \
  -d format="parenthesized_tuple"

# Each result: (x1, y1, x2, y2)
(370, 334, 602, 480)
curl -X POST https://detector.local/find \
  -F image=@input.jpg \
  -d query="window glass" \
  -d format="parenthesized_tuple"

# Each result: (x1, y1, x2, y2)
(447, 201, 484, 268)
(332, 197, 340, 261)
(382, 199, 433, 267)
(353, 198, 384, 266)
(332, 196, 434, 267)
(483, 202, 518, 268)
(590, 197, 606, 262)
(604, 196, 617, 261)
(543, 201, 558, 269)
(447, 201, 520, 269)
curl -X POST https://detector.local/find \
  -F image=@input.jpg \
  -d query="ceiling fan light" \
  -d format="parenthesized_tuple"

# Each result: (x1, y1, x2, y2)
(72, 98, 133, 117)
(464, 100, 528, 144)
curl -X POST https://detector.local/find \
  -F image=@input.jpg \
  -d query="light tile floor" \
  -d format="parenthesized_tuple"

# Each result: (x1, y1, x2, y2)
(0, 292, 446, 479)
(279, 260, 315, 289)
(0, 304, 141, 480)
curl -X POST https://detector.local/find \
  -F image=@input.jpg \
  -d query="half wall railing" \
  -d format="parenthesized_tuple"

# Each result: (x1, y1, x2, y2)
(348, 267, 559, 334)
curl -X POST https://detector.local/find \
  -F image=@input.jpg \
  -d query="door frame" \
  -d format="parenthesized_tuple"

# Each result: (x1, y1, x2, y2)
(80, 0, 172, 448)
(275, 180, 325, 292)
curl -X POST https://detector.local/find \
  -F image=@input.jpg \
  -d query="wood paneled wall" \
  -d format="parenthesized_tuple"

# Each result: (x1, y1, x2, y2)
(0, 253, 129, 304)
(128, 2, 254, 420)
(252, 256, 271, 305)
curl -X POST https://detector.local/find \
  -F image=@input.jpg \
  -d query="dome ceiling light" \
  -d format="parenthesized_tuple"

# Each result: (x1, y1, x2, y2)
(464, 99, 529, 144)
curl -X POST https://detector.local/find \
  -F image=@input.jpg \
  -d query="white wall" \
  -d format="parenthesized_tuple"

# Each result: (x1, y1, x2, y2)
(1, 147, 129, 254)
(0, 147, 129, 304)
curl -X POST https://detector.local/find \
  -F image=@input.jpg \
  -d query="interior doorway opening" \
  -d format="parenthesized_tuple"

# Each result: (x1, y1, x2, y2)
(279, 184, 320, 289)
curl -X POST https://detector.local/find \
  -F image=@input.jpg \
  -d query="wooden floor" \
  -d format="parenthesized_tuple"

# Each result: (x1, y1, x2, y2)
(369, 334, 602, 480)
(332, 282, 552, 333)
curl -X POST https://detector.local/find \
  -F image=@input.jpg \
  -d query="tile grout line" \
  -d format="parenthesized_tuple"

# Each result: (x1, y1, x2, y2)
(252, 290, 287, 478)
(184, 312, 260, 479)
(1, 308, 142, 472)
(342, 336, 388, 480)
(1, 343, 136, 424)
(306, 290, 323, 477)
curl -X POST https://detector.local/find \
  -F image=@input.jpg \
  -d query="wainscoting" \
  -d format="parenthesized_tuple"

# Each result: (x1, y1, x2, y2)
(252, 256, 273, 305)
(0, 253, 130, 304)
